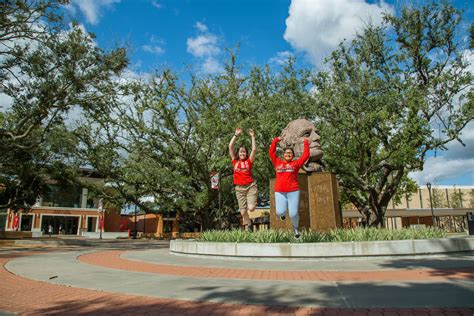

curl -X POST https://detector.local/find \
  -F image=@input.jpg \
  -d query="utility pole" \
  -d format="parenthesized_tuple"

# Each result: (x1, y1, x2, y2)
(218, 173, 221, 217)
(426, 182, 436, 227)
(98, 199, 103, 240)
(133, 204, 137, 239)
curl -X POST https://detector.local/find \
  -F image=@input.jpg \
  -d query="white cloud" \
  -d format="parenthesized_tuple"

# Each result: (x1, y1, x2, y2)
(464, 49, 474, 75)
(66, 0, 121, 25)
(186, 22, 222, 74)
(195, 22, 208, 33)
(269, 51, 294, 65)
(142, 45, 165, 55)
(151, 1, 162, 9)
(187, 34, 220, 58)
(410, 156, 474, 185)
(284, 0, 393, 65)
(410, 122, 474, 185)
(412, 49, 474, 185)
(0, 93, 14, 111)
(202, 57, 223, 74)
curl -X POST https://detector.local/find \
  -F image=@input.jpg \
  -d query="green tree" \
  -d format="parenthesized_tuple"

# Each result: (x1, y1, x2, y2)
(449, 188, 464, 208)
(0, 0, 128, 209)
(0, 123, 81, 209)
(313, 1, 473, 226)
(76, 53, 317, 230)
(432, 188, 447, 208)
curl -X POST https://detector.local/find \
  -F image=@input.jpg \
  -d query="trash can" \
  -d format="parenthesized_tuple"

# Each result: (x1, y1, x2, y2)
(467, 212, 474, 235)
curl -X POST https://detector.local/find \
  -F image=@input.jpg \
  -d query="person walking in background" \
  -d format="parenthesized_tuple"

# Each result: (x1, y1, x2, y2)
(48, 224, 53, 237)
(229, 127, 258, 232)
(269, 135, 309, 239)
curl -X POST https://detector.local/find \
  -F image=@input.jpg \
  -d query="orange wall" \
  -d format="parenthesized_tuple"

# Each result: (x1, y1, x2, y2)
(130, 214, 164, 234)
(104, 212, 122, 232)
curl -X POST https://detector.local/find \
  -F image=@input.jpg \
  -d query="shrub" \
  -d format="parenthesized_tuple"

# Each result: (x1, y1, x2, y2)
(198, 227, 447, 243)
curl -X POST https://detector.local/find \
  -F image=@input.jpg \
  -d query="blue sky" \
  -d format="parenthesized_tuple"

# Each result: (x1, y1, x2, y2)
(65, 0, 295, 73)
(61, 0, 473, 187)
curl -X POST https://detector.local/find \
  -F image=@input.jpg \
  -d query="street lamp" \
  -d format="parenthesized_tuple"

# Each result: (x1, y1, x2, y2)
(133, 204, 137, 239)
(426, 182, 436, 227)
(98, 199, 104, 240)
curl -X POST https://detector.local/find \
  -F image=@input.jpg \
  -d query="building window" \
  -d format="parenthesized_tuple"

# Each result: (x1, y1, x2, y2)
(41, 184, 81, 208)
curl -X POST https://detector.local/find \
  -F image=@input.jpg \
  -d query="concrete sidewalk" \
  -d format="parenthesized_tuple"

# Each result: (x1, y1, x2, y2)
(0, 240, 473, 315)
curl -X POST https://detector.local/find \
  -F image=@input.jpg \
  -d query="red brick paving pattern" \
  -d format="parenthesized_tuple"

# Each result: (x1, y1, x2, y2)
(78, 250, 474, 282)
(1, 252, 473, 315)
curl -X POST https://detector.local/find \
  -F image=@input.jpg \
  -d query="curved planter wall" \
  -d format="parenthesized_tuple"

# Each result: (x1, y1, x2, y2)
(170, 237, 474, 258)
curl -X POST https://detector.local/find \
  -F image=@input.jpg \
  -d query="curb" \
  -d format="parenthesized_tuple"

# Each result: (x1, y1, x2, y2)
(170, 237, 474, 258)
(0, 239, 90, 247)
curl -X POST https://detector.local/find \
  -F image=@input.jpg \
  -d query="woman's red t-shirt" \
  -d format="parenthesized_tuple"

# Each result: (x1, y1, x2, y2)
(269, 137, 309, 192)
(232, 159, 254, 186)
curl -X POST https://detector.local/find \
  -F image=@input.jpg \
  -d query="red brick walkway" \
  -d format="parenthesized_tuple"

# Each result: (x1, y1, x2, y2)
(1, 251, 473, 315)
(78, 250, 474, 282)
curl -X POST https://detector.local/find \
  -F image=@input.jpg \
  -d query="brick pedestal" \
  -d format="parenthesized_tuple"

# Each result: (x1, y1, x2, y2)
(269, 172, 342, 231)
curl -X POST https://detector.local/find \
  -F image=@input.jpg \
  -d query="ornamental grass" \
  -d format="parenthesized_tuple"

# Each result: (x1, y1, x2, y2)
(198, 227, 447, 243)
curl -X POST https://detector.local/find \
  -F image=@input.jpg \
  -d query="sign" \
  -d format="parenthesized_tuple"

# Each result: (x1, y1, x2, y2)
(12, 215, 19, 231)
(210, 172, 219, 190)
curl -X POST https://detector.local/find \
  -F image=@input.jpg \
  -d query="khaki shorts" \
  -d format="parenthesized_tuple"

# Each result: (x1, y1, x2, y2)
(235, 182, 258, 212)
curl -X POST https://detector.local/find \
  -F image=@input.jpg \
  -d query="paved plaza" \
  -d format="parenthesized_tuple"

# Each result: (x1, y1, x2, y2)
(0, 239, 473, 315)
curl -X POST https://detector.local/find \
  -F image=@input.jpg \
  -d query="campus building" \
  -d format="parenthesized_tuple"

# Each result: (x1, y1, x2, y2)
(247, 185, 473, 232)
(1, 170, 114, 236)
(343, 185, 474, 231)
(121, 208, 181, 238)
(0, 169, 184, 238)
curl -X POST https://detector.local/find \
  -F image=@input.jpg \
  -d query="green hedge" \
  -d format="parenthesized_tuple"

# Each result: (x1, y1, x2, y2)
(198, 227, 447, 243)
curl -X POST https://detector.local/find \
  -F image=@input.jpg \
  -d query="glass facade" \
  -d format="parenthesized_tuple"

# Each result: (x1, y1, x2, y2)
(41, 184, 82, 208)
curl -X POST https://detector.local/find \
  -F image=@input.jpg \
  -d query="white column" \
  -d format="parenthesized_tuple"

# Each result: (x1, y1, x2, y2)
(80, 188, 88, 209)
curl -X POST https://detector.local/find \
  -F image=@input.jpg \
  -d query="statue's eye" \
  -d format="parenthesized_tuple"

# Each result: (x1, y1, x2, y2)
(303, 131, 311, 137)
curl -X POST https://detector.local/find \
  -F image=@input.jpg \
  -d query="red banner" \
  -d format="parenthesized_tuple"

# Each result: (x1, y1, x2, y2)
(12, 215, 19, 230)
(210, 173, 219, 190)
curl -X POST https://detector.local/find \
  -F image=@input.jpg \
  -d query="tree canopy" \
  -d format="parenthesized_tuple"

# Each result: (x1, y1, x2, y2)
(1, 1, 472, 230)
(76, 55, 316, 230)
(313, 1, 473, 226)
(0, 0, 128, 208)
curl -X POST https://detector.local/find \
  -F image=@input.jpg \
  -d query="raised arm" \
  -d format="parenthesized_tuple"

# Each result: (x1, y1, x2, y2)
(228, 127, 242, 160)
(268, 136, 280, 166)
(295, 139, 310, 168)
(248, 129, 257, 163)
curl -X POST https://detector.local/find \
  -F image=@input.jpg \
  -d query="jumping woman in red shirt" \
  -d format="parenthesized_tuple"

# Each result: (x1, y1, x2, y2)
(229, 127, 257, 231)
(269, 136, 309, 238)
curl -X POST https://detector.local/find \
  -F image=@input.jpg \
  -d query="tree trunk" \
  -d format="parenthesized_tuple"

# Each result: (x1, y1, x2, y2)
(200, 210, 214, 230)
(370, 205, 386, 228)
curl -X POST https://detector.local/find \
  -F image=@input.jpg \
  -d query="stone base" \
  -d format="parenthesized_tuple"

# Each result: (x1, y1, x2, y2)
(269, 172, 342, 231)
(170, 237, 474, 258)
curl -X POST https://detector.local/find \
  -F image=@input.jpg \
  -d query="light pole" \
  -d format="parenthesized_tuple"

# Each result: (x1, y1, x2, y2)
(133, 204, 137, 239)
(426, 182, 436, 227)
(98, 199, 103, 240)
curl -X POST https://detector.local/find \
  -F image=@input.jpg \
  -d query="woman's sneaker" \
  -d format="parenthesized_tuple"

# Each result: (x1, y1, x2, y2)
(294, 229, 300, 239)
